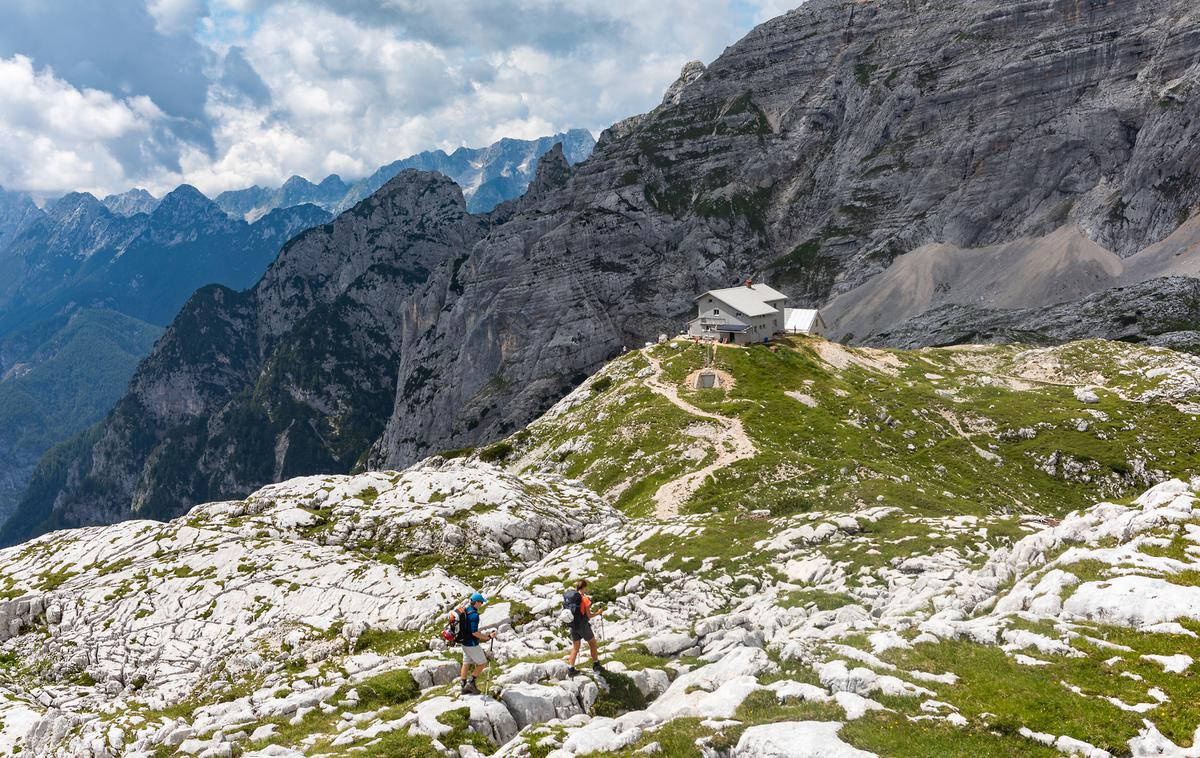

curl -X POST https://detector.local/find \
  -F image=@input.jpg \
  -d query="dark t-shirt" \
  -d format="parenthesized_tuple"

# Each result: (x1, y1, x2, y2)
(462, 606, 481, 646)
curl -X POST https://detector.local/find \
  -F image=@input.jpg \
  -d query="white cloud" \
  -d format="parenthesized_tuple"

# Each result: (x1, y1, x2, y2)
(1, 0, 809, 197)
(147, 0, 209, 35)
(180, 0, 750, 194)
(0, 55, 172, 196)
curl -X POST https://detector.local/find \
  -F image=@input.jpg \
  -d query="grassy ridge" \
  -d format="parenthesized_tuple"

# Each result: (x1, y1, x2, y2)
(516, 337, 1200, 522)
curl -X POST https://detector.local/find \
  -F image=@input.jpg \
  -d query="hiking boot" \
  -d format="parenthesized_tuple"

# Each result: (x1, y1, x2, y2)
(461, 678, 480, 695)
(567, 666, 579, 677)
(592, 661, 606, 672)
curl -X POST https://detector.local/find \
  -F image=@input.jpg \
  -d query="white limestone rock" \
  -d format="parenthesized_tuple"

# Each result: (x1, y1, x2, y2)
(734, 721, 877, 757)
(1063, 576, 1200, 628)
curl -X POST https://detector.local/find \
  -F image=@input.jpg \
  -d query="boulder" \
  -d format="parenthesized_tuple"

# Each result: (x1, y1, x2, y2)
(550, 717, 643, 757)
(411, 658, 461, 689)
(734, 721, 876, 757)
(641, 633, 695, 657)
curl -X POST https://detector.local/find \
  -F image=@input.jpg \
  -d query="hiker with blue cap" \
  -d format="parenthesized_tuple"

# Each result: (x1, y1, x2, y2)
(458, 592, 495, 694)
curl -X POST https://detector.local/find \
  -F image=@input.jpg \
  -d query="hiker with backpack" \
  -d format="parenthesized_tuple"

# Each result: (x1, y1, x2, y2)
(563, 579, 605, 676)
(453, 592, 496, 695)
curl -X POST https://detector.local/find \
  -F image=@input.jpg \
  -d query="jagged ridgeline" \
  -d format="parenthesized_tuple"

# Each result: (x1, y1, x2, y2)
(10, 1, 1200, 541)
(2, 337, 1200, 755)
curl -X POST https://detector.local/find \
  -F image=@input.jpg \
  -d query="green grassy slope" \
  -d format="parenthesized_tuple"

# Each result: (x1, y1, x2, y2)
(511, 337, 1198, 522)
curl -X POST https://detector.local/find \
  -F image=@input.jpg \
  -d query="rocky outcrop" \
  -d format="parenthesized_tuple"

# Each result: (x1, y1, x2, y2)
(4, 459, 1197, 755)
(661, 60, 706, 106)
(0, 459, 621, 756)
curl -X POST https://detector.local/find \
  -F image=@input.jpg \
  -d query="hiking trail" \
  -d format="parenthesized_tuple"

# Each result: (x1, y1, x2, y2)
(642, 351, 756, 519)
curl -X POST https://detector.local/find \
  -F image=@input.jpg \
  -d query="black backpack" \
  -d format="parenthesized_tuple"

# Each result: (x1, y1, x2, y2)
(455, 605, 476, 645)
(440, 603, 475, 646)
(561, 590, 582, 623)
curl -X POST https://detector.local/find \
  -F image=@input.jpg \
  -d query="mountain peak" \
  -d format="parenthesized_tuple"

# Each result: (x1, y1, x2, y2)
(281, 175, 314, 191)
(102, 188, 159, 217)
(661, 60, 706, 105)
(526, 142, 571, 197)
(160, 183, 208, 202)
(149, 184, 228, 230)
(47, 191, 106, 221)
(317, 174, 347, 191)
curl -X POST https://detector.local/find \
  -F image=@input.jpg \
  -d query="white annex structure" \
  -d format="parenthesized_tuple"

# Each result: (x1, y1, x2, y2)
(688, 281, 788, 344)
(783, 307, 827, 336)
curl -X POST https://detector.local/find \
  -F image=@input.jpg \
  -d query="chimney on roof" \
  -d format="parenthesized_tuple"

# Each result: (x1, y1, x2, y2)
(744, 278, 753, 288)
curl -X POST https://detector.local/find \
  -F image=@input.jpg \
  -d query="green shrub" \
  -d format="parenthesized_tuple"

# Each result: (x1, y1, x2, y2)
(592, 671, 647, 717)
(479, 442, 514, 463)
(355, 669, 420, 709)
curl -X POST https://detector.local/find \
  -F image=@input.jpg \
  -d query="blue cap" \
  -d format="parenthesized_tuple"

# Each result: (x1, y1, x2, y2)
(471, 592, 487, 604)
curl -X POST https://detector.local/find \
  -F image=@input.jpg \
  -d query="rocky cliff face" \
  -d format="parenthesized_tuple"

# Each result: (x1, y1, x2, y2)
(16, 0, 1200, 538)
(376, 0, 1200, 466)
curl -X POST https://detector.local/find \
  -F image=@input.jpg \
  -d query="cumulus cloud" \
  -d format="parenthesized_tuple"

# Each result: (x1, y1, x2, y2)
(0, 1, 214, 157)
(0, 0, 804, 197)
(0, 55, 173, 195)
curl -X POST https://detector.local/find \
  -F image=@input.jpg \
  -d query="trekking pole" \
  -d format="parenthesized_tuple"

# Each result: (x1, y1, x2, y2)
(483, 636, 496, 696)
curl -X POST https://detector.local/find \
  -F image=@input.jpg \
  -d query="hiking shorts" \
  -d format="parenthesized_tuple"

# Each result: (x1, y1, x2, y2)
(571, 621, 595, 642)
(462, 644, 488, 665)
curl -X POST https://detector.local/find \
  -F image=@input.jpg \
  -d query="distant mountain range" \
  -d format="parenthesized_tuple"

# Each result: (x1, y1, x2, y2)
(0, 185, 331, 522)
(0, 186, 329, 330)
(214, 129, 596, 220)
(0, 127, 595, 530)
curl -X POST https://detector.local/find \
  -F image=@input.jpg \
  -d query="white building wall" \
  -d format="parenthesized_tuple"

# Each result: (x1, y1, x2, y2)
(690, 294, 787, 344)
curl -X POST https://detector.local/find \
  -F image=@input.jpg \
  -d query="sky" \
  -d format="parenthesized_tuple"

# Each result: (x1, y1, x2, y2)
(0, 0, 800, 200)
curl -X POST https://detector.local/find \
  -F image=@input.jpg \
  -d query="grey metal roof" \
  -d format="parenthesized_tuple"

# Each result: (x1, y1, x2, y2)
(698, 284, 788, 318)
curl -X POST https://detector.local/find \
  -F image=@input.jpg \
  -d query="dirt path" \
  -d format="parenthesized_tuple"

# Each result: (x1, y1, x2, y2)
(642, 352, 756, 519)
(934, 408, 1001, 463)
